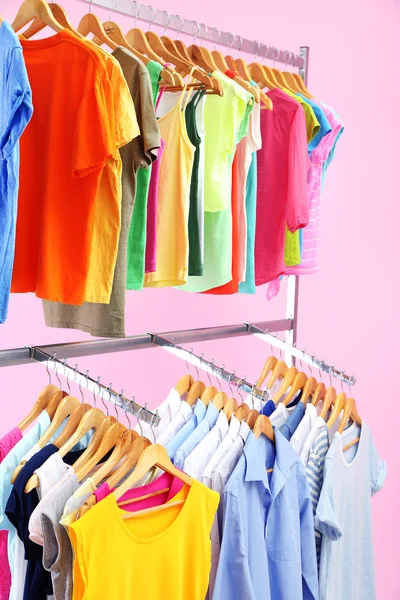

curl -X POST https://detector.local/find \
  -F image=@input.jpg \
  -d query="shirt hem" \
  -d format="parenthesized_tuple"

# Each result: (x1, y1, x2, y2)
(44, 319, 125, 338)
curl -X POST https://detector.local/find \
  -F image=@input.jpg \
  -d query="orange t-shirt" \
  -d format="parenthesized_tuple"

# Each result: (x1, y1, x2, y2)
(12, 30, 118, 304)
(203, 153, 240, 295)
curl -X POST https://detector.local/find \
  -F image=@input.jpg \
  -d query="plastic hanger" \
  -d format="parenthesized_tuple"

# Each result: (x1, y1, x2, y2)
(282, 371, 308, 406)
(300, 376, 318, 405)
(253, 415, 274, 442)
(22, 2, 74, 38)
(114, 443, 192, 504)
(318, 386, 337, 420)
(339, 398, 362, 452)
(266, 359, 288, 390)
(78, 9, 118, 50)
(311, 382, 326, 406)
(12, 0, 64, 32)
(272, 366, 298, 404)
(11, 393, 80, 484)
(256, 355, 278, 389)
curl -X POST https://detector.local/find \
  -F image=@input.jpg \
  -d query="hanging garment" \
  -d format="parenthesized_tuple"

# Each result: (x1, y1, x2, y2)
(144, 73, 196, 287)
(174, 402, 220, 472)
(42, 46, 159, 337)
(126, 60, 163, 290)
(12, 31, 138, 304)
(133, 388, 183, 441)
(254, 88, 310, 285)
(0, 22, 33, 324)
(145, 138, 165, 273)
(213, 430, 319, 600)
(238, 152, 258, 293)
(316, 422, 386, 600)
(166, 399, 207, 461)
(180, 73, 252, 292)
(68, 480, 219, 600)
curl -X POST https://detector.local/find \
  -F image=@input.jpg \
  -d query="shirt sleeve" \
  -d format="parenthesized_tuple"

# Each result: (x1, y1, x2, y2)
(369, 436, 387, 496)
(0, 47, 33, 161)
(213, 492, 255, 600)
(297, 466, 319, 600)
(314, 457, 342, 541)
(109, 59, 140, 149)
(72, 78, 118, 178)
(286, 106, 310, 233)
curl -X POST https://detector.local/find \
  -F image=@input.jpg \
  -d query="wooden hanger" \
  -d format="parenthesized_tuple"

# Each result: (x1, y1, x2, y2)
(253, 415, 274, 442)
(318, 386, 337, 420)
(113, 444, 192, 503)
(51, 403, 92, 448)
(207, 46, 259, 102)
(224, 398, 238, 422)
(17, 384, 65, 432)
(188, 42, 219, 73)
(339, 398, 362, 452)
(234, 403, 250, 422)
(77, 13, 118, 50)
(290, 72, 312, 98)
(256, 355, 278, 388)
(231, 57, 273, 108)
(71, 414, 117, 473)
(162, 35, 192, 64)
(175, 374, 194, 397)
(246, 409, 259, 429)
(185, 381, 206, 406)
(282, 371, 308, 406)
(271, 67, 298, 93)
(22, 2, 74, 38)
(201, 385, 218, 407)
(249, 60, 281, 91)
(272, 366, 298, 404)
(326, 392, 347, 429)
(311, 382, 326, 406)
(300, 377, 318, 405)
(212, 391, 228, 411)
(10, 394, 80, 483)
(266, 360, 288, 390)
(12, 0, 64, 32)
(74, 422, 127, 483)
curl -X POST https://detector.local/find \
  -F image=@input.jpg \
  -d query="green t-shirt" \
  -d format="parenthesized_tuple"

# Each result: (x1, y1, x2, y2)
(126, 60, 162, 290)
(180, 74, 253, 292)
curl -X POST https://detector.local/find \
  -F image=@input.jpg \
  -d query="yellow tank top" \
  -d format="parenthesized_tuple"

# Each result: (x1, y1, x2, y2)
(144, 72, 196, 287)
(68, 479, 219, 600)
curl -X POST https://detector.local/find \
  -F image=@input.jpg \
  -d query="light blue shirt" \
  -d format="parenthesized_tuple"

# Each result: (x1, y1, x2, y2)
(0, 410, 50, 577)
(174, 402, 219, 470)
(280, 402, 306, 440)
(0, 22, 33, 323)
(213, 429, 319, 600)
(166, 399, 206, 461)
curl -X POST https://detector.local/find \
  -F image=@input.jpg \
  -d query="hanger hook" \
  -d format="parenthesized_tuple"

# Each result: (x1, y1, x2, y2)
(150, 409, 158, 442)
(198, 23, 208, 45)
(136, 404, 144, 436)
(88, 0, 93, 14)
(100, 382, 110, 417)
(261, 43, 269, 64)
(236, 35, 243, 55)
(340, 369, 345, 393)
(211, 27, 220, 51)
(52, 353, 62, 389)
(131, 0, 140, 27)
(191, 20, 200, 44)
(227, 32, 235, 51)
(46, 355, 52, 385)
(94, 376, 100, 409)
(161, 10, 170, 36)
(115, 389, 124, 422)
(190, 348, 199, 380)
(329, 363, 335, 387)
(229, 370, 235, 397)
(252, 40, 260, 62)
(147, 5, 156, 31)
(78, 370, 86, 403)
(174, 14, 183, 39)
(125, 397, 134, 429)
(274, 334, 283, 360)
(62, 359, 70, 394)
(237, 377, 245, 403)
(217, 365, 225, 392)
(272, 46, 280, 68)
(109, 0, 118, 21)
(251, 383, 257, 409)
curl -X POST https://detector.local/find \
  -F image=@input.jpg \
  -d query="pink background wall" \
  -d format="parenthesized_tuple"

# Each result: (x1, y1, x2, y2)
(1, 0, 398, 596)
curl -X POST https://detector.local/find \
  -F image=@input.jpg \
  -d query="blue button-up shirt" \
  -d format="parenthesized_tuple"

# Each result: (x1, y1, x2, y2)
(166, 399, 207, 461)
(174, 402, 219, 470)
(261, 399, 275, 416)
(213, 429, 319, 600)
(280, 402, 306, 440)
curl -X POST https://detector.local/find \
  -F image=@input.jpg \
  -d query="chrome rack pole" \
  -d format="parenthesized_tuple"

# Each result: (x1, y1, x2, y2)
(30, 347, 159, 425)
(150, 333, 269, 403)
(244, 323, 356, 387)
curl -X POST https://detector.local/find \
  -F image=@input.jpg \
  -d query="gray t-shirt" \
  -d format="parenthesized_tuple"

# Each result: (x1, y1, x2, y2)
(41, 473, 79, 600)
(42, 46, 160, 338)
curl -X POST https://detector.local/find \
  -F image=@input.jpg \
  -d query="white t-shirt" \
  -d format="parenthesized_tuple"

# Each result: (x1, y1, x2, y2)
(316, 421, 386, 600)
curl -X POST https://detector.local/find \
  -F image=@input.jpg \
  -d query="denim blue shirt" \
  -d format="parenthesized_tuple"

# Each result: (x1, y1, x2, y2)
(280, 402, 306, 440)
(174, 402, 219, 470)
(213, 429, 319, 600)
(261, 399, 275, 417)
(166, 399, 206, 461)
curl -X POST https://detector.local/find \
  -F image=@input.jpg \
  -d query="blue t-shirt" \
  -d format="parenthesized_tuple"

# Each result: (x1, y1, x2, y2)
(0, 21, 33, 323)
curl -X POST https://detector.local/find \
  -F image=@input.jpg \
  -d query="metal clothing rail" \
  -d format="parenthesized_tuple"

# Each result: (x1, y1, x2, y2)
(78, 0, 308, 70)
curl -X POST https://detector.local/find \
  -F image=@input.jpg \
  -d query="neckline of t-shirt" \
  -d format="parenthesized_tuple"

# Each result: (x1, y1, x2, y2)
(336, 420, 364, 468)
(20, 28, 69, 49)
(110, 479, 197, 544)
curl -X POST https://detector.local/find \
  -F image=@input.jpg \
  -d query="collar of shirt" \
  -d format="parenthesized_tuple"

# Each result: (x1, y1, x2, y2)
(135, 388, 182, 440)
(156, 400, 194, 446)
(269, 403, 292, 428)
(166, 399, 207, 461)
(211, 421, 251, 495)
(280, 403, 306, 441)
(183, 410, 229, 480)
(201, 415, 241, 487)
(261, 399, 275, 417)
(173, 402, 219, 470)
(245, 394, 262, 412)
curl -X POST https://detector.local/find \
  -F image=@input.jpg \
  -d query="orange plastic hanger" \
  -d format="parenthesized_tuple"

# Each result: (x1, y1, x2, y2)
(246, 409, 259, 429)
(223, 397, 238, 422)
(256, 355, 278, 389)
(339, 398, 362, 452)
(318, 386, 337, 420)
(282, 371, 308, 406)
(300, 377, 318, 405)
(272, 367, 298, 404)
(311, 382, 326, 406)
(234, 403, 250, 422)
(266, 360, 288, 391)
(326, 392, 347, 429)
(186, 380, 206, 406)
(17, 384, 65, 433)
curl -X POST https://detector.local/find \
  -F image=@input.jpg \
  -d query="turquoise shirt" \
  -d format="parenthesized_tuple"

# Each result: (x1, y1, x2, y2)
(238, 152, 258, 294)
